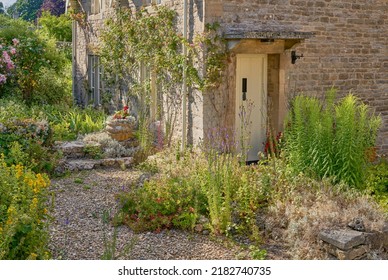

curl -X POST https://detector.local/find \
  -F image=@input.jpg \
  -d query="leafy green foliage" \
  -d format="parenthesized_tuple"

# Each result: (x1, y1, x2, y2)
(117, 175, 207, 232)
(38, 11, 72, 42)
(284, 88, 381, 187)
(365, 160, 388, 210)
(0, 157, 51, 260)
(0, 99, 106, 173)
(117, 148, 267, 242)
(201, 151, 236, 234)
(0, 112, 58, 173)
(0, 14, 69, 104)
(7, 0, 43, 21)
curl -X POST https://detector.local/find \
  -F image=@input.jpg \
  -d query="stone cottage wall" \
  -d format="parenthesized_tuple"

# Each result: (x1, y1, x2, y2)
(204, 0, 388, 155)
(74, 0, 388, 154)
(73, 0, 206, 146)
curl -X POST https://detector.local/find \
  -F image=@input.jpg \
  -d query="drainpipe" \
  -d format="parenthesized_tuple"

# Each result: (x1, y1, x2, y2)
(181, 0, 188, 151)
(72, 20, 77, 105)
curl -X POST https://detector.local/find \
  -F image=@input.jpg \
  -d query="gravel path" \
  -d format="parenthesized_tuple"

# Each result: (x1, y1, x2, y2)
(48, 169, 248, 260)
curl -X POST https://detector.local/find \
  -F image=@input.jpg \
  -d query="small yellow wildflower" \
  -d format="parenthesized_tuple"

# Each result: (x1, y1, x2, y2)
(7, 205, 15, 215)
(15, 164, 24, 179)
(28, 179, 34, 187)
(29, 253, 38, 260)
(30, 198, 38, 210)
(36, 173, 48, 188)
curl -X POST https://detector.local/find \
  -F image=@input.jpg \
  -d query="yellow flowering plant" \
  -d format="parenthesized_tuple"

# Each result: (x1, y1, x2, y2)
(0, 155, 50, 260)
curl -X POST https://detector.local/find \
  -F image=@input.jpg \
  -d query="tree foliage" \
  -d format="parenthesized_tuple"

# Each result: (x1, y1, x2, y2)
(38, 11, 71, 42)
(38, 0, 65, 17)
(0, 2, 5, 14)
(8, 0, 43, 21)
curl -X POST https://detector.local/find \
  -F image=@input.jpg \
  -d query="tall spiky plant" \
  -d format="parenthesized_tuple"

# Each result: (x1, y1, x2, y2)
(284, 88, 381, 187)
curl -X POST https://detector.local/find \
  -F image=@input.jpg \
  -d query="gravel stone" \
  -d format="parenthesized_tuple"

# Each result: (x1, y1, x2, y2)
(48, 169, 246, 260)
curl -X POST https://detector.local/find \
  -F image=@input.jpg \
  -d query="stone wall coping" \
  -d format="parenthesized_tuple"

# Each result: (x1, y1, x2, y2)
(224, 29, 315, 40)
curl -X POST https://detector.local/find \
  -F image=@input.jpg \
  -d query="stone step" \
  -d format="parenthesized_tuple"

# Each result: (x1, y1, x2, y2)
(55, 141, 102, 159)
(55, 157, 133, 174)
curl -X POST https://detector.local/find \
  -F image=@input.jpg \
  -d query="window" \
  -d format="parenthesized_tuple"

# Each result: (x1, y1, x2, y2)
(90, 0, 101, 14)
(88, 55, 102, 106)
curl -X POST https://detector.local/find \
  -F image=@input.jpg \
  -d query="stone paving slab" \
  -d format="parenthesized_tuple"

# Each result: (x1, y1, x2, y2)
(319, 229, 365, 250)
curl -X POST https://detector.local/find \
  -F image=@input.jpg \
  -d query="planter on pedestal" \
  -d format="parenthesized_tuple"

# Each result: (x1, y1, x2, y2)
(105, 117, 136, 142)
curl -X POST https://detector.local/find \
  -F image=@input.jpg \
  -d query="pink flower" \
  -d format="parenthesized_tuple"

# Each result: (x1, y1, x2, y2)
(7, 61, 14, 70)
(12, 38, 19, 46)
(0, 74, 6, 84)
(10, 48, 16, 55)
(2, 51, 10, 62)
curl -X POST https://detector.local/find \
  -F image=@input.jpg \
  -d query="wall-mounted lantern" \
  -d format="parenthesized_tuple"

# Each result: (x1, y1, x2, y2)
(291, 50, 304, 64)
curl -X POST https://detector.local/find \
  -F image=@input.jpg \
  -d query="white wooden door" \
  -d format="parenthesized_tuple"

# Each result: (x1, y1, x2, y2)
(235, 54, 267, 161)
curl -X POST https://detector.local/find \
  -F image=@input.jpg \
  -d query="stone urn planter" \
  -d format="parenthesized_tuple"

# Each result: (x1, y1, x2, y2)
(105, 116, 136, 142)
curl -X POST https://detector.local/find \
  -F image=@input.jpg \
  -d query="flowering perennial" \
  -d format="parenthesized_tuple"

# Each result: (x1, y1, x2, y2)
(0, 156, 51, 260)
(0, 38, 18, 85)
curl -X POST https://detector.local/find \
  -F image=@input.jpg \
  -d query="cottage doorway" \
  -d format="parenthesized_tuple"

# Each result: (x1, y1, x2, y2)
(235, 54, 268, 162)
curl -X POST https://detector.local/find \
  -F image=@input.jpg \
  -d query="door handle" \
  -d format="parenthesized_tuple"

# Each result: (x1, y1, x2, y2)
(242, 78, 247, 101)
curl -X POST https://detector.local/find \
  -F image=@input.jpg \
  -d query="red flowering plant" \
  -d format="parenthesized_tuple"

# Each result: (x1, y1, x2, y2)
(113, 105, 130, 119)
(108, 105, 136, 126)
(263, 131, 283, 158)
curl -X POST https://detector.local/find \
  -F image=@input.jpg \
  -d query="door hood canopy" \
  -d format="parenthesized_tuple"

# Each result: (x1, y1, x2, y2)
(224, 28, 315, 50)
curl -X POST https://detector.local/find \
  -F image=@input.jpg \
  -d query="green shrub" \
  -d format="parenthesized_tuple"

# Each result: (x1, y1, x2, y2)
(365, 160, 388, 210)
(0, 157, 51, 260)
(117, 148, 267, 241)
(117, 175, 207, 232)
(0, 99, 107, 142)
(38, 11, 72, 42)
(32, 65, 72, 106)
(0, 117, 59, 173)
(284, 88, 381, 187)
(0, 15, 69, 105)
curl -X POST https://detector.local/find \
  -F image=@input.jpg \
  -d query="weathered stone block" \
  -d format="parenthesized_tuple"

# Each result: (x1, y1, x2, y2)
(319, 229, 365, 250)
(323, 243, 370, 260)
(364, 232, 388, 250)
(57, 141, 86, 158)
(64, 159, 101, 171)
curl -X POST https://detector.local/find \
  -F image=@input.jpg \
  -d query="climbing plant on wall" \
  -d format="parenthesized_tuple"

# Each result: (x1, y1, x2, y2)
(99, 5, 227, 146)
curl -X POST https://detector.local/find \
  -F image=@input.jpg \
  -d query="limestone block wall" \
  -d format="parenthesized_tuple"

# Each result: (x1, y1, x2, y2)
(73, 0, 206, 145)
(204, 0, 388, 154)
